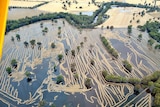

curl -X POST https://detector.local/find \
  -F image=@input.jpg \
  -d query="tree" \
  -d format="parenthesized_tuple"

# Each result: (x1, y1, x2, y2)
(90, 59, 95, 66)
(65, 49, 69, 55)
(25, 71, 32, 82)
(25, 71, 31, 77)
(68, 1, 71, 7)
(54, 20, 57, 23)
(77, 46, 80, 53)
(92, 0, 95, 4)
(105, 75, 126, 83)
(6, 67, 12, 74)
(11, 59, 17, 68)
(155, 44, 160, 50)
(11, 36, 14, 42)
(137, 25, 145, 32)
(85, 78, 91, 89)
(58, 54, 63, 63)
(80, 42, 84, 47)
(79, 12, 82, 15)
(37, 42, 42, 50)
(71, 63, 76, 72)
(50, 104, 56, 107)
(134, 84, 141, 94)
(38, 100, 46, 107)
(73, 73, 78, 80)
(128, 78, 140, 85)
(24, 41, 29, 48)
(100, 36, 118, 59)
(138, 34, 142, 41)
(30, 40, 36, 49)
(58, 31, 61, 36)
(101, 25, 103, 30)
(137, 19, 140, 23)
(102, 71, 108, 78)
(148, 39, 155, 47)
(51, 42, 56, 48)
(63, 20, 65, 25)
(56, 75, 64, 84)
(40, 22, 43, 28)
(58, 27, 61, 31)
(123, 60, 132, 72)
(71, 50, 75, 57)
(128, 25, 132, 34)
(16, 34, 20, 41)
(44, 27, 48, 33)
(42, 27, 48, 35)
(110, 26, 114, 30)
(154, 93, 160, 106)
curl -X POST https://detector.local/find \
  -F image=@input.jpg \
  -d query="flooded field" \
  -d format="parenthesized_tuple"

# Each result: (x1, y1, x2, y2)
(0, 19, 159, 106)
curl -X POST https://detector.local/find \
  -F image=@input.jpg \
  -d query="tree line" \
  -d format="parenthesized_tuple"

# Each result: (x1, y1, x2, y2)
(9, 1, 49, 9)
(7, 2, 160, 33)
(100, 35, 118, 59)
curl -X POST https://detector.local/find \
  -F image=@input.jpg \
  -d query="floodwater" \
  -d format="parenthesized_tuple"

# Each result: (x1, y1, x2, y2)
(0, 20, 158, 106)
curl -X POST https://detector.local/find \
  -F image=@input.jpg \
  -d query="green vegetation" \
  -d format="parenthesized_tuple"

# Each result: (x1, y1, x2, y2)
(57, 54, 63, 63)
(37, 42, 42, 50)
(25, 71, 31, 77)
(148, 39, 155, 47)
(100, 36, 118, 59)
(38, 100, 46, 107)
(9, 2, 49, 9)
(40, 22, 43, 28)
(71, 50, 75, 57)
(73, 73, 79, 80)
(50, 104, 56, 107)
(11, 59, 17, 68)
(154, 44, 160, 50)
(6, 67, 12, 74)
(24, 41, 29, 47)
(11, 36, 14, 42)
(7, 2, 160, 33)
(85, 78, 91, 89)
(102, 71, 140, 84)
(123, 60, 132, 72)
(138, 34, 142, 41)
(138, 21, 160, 42)
(77, 46, 80, 53)
(141, 71, 160, 106)
(56, 75, 64, 84)
(6, 3, 111, 32)
(65, 49, 69, 55)
(51, 42, 56, 48)
(102, 71, 160, 106)
(70, 63, 76, 72)
(25, 71, 32, 82)
(154, 93, 160, 106)
(80, 42, 84, 47)
(42, 27, 48, 34)
(90, 59, 95, 66)
(30, 39, 36, 49)
(16, 34, 20, 41)
(127, 25, 132, 34)
(137, 25, 146, 32)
